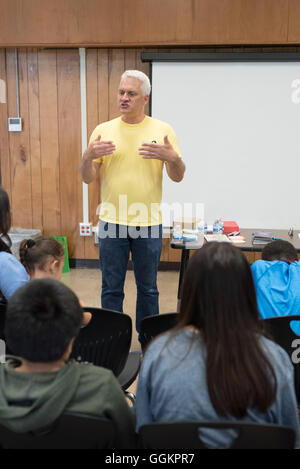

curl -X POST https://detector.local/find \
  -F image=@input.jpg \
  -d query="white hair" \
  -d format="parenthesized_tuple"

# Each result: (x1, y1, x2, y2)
(120, 70, 151, 96)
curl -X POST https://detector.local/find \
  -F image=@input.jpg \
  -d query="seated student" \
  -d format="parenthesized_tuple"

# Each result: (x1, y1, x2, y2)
(135, 242, 300, 448)
(0, 186, 28, 302)
(0, 278, 136, 449)
(251, 240, 300, 333)
(19, 236, 91, 326)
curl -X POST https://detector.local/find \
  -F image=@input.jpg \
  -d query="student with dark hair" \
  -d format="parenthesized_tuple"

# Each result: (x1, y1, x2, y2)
(251, 240, 300, 333)
(135, 242, 300, 448)
(0, 278, 136, 448)
(261, 240, 298, 262)
(19, 236, 65, 280)
(0, 186, 28, 302)
(19, 236, 91, 326)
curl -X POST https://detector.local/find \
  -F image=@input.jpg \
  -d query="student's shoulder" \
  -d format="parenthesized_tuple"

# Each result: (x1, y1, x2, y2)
(251, 259, 274, 278)
(0, 251, 21, 267)
(260, 335, 293, 371)
(76, 362, 117, 386)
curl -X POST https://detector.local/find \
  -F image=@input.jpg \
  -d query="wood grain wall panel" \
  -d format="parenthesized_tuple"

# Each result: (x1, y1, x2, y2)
(97, 49, 109, 125)
(7, 48, 33, 228)
(84, 49, 101, 259)
(288, 0, 300, 42)
(27, 48, 43, 230)
(0, 0, 296, 47)
(57, 49, 84, 258)
(0, 49, 11, 199)
(108, 49, 125, 120)
(38, 49, 61, 235)
(192, 0, 288, 44)
(124, 49, 137, 71)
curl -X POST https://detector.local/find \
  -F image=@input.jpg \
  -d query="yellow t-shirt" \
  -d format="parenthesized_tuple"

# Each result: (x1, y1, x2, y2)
(89, 115, 181, 226)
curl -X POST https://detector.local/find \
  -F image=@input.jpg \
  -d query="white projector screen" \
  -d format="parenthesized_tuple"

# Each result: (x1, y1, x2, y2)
(151, 60, 300, 230)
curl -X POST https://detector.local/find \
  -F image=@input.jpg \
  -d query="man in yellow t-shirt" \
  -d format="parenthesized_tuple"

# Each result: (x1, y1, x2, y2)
(79, 70, 185, 338)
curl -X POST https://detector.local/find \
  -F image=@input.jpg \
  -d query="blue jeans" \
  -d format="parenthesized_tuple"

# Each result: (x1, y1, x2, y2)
(98, 221, 162, 334)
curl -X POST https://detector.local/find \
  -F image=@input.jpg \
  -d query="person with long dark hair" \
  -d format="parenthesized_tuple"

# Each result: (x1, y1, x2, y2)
(0, 186, 28, 302)
(135, 242, 300, 448)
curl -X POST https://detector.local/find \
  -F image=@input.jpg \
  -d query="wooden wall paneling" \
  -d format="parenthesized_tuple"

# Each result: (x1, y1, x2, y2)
(168, 243, 182, 262)
(243, 251, 255, 264)
(7, 48, 33, 229)
(192, 0, 288, 45)
(57, 49, 83, 259)
(288, 0, 300, 42)
(84, 48, 101, 259)
(97, 49, 109, 125)
(108, 49, 125, 120)
(0, 49, 11, 199)
(38, 49, 61, 235)
(124, 48, 137, 71)
(136, 48, 151, 116)
(160, 237, 170, 262)
(254, 252, 262, 261)
(122, 0, 185, 45)
(27, 47, 43, 230)
(0, 0, 294, 47)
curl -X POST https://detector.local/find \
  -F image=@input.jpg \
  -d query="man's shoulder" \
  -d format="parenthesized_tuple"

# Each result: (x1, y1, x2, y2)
(146, 115, 174, 129)
(93, 117, 121, 131)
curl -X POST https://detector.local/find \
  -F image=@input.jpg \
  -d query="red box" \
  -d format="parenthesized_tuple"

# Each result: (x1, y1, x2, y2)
(223, 221, 239, 234)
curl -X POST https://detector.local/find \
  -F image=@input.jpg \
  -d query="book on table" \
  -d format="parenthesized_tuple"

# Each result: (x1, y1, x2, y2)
(252, 231, 274, 245)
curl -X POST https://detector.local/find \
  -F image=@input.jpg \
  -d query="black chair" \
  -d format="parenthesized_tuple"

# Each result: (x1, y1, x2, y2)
(263, 315, 300, 405)
(139, 313, 178, 352)
(0, 302, 6, 341)
(0, 412, 115, 449)
(71, 307, 141, 403)
(139, 421, 296, 449)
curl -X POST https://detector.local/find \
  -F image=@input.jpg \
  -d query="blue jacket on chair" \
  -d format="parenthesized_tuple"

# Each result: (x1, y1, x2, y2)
(251, 260, 300, 334)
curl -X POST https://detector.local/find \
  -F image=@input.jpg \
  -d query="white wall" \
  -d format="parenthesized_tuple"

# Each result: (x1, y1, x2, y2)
(152, 61, 300, 229)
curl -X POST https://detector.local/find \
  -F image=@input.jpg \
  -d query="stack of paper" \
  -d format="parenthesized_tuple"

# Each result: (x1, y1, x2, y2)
(252, 231, 274, 245)
(204, 234, 230, 243)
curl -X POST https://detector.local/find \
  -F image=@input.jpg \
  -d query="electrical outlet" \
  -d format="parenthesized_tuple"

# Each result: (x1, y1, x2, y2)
(79, 222, 93, 237)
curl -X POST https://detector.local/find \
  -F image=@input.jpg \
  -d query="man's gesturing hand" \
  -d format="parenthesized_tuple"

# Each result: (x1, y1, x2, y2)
(86, 135, 116, 161)
(138, 135, 178, 163)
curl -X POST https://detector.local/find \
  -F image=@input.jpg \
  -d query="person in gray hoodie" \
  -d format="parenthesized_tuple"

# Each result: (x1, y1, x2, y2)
(0, 278, 136, 449)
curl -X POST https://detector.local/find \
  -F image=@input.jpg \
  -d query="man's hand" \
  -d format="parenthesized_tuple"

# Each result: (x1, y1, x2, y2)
(138, 135, 177, 163)
(139, 135, 185, 182)
(79, 135, 116, 184)
(85, 135, 116, 161)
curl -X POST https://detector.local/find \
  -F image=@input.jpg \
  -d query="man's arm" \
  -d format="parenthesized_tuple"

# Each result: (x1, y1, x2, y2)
(138, 135, 185, 182)
(79, 135, 116, 184)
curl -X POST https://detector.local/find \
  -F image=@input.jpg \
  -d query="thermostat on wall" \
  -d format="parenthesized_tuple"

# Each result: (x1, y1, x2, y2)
(8, 117, 22, 132)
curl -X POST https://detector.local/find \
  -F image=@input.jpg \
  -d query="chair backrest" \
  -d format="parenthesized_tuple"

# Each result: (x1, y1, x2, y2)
(139, 313, 178, 352)
(0, 412, 115, 449)
(263, 315, 300, 403)
(0, 302, 6, 341)
(139, 421, 296, 449)
(70, 307, 132, 377)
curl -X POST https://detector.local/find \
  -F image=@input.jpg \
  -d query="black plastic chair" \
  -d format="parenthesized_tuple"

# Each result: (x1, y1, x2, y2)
(263, 315, 300, 405)
(0, 302, 6, 340)
(139, 421, 296, 449)
(139, 313, 178, 352)
(71, 307, 141, 403)
(0, 412, 115, 449)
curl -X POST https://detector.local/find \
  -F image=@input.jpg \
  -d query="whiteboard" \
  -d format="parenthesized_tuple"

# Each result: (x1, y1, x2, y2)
(151, 60, 300, 229)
